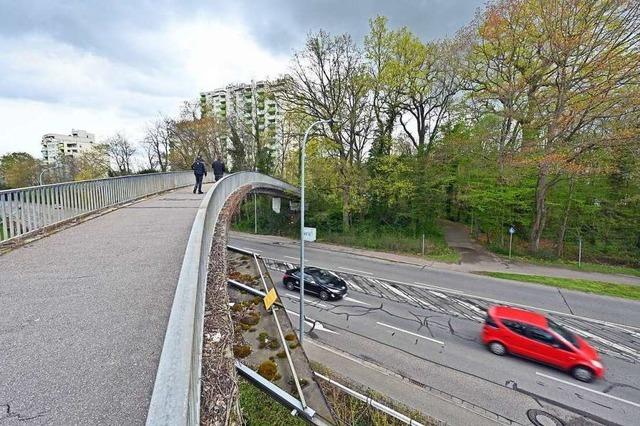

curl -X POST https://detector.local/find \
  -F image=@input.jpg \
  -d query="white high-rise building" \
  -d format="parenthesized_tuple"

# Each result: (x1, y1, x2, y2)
(200, 80, 284, 169)
(41, 129, 96, 164)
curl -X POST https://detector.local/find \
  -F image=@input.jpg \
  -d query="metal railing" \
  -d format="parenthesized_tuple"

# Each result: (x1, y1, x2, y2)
(146, 172, 299, 426)
(0, 172, 209, 243)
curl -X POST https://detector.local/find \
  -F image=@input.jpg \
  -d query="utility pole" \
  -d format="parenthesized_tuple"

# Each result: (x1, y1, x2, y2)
(578, 236, 582, 267)
(254, 193, 257, 234)
(508, 226, 516, 260)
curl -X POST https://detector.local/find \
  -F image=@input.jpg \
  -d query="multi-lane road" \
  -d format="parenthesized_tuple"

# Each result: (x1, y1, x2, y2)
(230, 232, 640, 426)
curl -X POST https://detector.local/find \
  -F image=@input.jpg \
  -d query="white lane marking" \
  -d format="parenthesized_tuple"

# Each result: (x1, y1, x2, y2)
(339, 266, 373, 275)
(343, 296, 370, 306)
(285, 310, 340, 335)
(455, 300, 485, 322)
(414, 282, 464, 295)
(376, 322, 444, 346)
(536, 372, 640, 409)
(284, 293, 329, 309)
(379, 282, 443, 312)
(284, 255, 299, 260)
(561, 324, 640, 360)
(345, 280, 364, 292)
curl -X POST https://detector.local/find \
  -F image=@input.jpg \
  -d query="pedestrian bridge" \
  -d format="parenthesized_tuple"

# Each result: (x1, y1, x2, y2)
(0, 172, 299, 425)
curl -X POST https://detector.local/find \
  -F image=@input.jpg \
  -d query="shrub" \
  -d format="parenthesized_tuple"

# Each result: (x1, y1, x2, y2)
(277, 351, 287, 359)
(240, 312, 260, 326)
(257, 360, 278, 381)
(268, 339, 281, 350)
(285, 332, 297, 341)
(233, 344, 251, 359)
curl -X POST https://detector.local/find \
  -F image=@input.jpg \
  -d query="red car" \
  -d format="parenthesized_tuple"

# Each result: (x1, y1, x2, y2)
(481, 306, 604, 382)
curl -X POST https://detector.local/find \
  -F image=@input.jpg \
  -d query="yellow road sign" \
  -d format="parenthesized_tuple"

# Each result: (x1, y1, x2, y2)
(263, 288, 278, 310)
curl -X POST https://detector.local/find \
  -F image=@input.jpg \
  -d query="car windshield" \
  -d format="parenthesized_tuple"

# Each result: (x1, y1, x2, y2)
(548, 319, 579, 347)
(310, 269, 343, 287)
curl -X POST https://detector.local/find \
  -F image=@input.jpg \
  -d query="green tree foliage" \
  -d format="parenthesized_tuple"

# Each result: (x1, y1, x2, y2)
(0, 152, 40, 189)
(265, 2, 640, 266)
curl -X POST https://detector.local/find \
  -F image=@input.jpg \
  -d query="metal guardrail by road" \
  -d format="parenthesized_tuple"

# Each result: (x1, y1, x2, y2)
(146, 172, 299, 426)
(0, 172, 210, 243)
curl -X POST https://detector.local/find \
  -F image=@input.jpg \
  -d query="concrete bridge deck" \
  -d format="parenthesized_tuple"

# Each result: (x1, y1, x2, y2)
(0, 185, 210, 425)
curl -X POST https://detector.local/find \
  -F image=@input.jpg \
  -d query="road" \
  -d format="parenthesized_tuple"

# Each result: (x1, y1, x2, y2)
(230, 233, 640, 426)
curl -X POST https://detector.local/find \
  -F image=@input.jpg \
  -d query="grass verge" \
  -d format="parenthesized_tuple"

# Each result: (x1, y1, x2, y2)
(319, 230, 461, 264)
(477, 271, 640, 301)
(513, 256, 640, 278)
(488, 244, 640, 277)
(238, 378, 306, 425)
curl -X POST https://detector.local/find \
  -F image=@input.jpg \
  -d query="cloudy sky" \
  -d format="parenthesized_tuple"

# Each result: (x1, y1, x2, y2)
(0, 0, 484, 158)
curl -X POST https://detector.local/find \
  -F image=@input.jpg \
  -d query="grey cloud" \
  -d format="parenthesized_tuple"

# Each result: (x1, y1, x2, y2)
(0, 0, 485, 106)
(225, 0, 486, 55)
(1, 1, 485, 62)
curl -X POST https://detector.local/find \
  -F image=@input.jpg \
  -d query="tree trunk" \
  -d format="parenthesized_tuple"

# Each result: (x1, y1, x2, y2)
(556, 179, 574, 257)
(529, 166, 549, 252)
(342, 185, 350, 232)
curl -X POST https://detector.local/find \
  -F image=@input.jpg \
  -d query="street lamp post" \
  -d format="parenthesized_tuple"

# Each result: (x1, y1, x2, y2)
(299, 118, 331, 344)
(39, 167, 59, 185)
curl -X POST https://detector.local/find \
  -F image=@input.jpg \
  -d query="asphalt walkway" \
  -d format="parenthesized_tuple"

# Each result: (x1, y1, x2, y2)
(0, 185, 210, 425)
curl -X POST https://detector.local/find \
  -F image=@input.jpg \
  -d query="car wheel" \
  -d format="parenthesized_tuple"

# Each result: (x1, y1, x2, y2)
(319, 290, 329, 301)
(488, 341, 507, 356)
(572, 366, 594, 383)
(285, 281, 295, 291)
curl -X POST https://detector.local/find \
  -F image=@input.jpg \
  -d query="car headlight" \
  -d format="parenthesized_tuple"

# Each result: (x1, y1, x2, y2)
(591, 360, 603, 369)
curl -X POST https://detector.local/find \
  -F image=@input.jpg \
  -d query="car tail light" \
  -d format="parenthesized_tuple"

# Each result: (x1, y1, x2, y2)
(485, 313, 498, 328)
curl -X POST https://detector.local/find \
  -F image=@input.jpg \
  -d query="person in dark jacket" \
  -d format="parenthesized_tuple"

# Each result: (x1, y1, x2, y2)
(191, 155, 207, 194)
(212, 156, 225, 181)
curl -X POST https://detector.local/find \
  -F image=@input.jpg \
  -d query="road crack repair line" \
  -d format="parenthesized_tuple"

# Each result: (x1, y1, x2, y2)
(557, 289, 575, 315)
(0, 404, 48, 422)
(262, 256, 639, 364)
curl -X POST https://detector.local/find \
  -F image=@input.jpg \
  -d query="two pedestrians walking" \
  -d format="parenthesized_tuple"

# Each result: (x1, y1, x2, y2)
(191, 155, 226, 195)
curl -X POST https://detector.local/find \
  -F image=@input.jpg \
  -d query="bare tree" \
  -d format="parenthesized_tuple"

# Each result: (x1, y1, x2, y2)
(105, 133, 136, 175)
(282, 30, 374, 230)
(391, 31, 467, 158)
(142, 116, 171, 171)
(166, 101, 226, 170)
